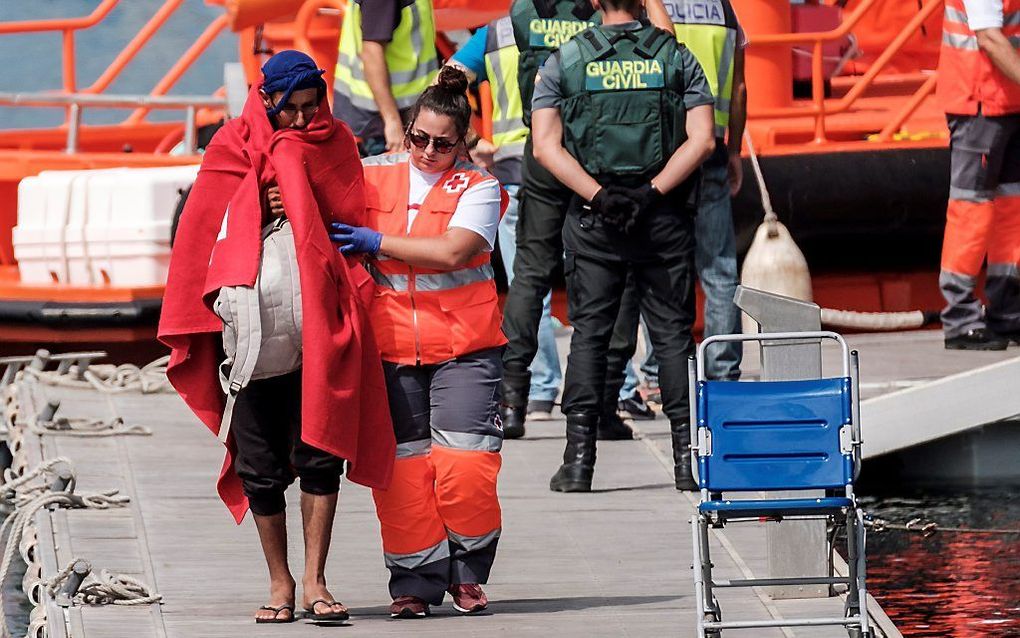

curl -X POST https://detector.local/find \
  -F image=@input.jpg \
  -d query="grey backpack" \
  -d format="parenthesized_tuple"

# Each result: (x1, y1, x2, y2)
(213, 217, 303, 442)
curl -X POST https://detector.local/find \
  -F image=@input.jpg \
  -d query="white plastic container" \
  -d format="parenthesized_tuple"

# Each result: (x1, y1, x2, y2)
(66, 168, 130, 285)
(14, 164, 199, 287)
(13, 170, 94, 284)
(84, 164, 199, 287)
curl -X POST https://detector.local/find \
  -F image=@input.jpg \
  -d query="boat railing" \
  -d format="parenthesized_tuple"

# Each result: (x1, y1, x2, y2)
(0, 0, 230, 151)
(748, 0, 944, 144)
(0, 92, 227, 155)
(293, 0, 344, 56)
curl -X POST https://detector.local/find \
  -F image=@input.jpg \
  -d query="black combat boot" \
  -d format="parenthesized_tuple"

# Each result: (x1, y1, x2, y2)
(549, 413, 599, 492)
(501, 367, 531, 440)
(670, 420, 698, 491)
(598, 411, 635, 440)
(597, 392, 635, 440)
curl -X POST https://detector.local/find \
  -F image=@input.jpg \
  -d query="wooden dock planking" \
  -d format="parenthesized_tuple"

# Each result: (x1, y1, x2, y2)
(30, 327, 1016, 636)
(23, 380, 877, 638)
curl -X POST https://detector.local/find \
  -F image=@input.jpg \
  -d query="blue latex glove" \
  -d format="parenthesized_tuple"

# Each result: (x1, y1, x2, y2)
(329, 222, 382, 255)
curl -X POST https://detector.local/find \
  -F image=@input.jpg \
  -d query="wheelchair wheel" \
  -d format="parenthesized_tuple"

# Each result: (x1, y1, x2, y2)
(704, 600, 722, 637)
(704, 613, 722, 638)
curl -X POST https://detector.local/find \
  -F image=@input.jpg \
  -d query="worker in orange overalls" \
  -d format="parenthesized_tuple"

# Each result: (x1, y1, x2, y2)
(329, 66, 508, 619)
(937, 0, 1020, 349)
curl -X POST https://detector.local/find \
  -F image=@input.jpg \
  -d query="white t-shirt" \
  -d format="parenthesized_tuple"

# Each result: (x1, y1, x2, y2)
(406, 162, 502, 251)
(962, 0, 1003, 30)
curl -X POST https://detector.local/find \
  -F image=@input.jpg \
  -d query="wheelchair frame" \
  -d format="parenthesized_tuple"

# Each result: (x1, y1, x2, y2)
(688, 331, 870, 637)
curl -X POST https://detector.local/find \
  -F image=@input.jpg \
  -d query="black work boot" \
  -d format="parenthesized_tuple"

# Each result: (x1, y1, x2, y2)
(500, 404, 526, 440)
(500, 368, 531, 440)
(597, 391, 634, 440)
(598, 411, 635, 440)
(944, 328, 1009, 350)
(670, 421, 698, 491)
(550, 413, 599, 492)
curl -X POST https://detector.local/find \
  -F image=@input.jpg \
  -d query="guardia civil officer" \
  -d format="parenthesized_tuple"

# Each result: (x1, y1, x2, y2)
(500, 0, 674, 439)
(530, 0, 715, 492)
(602, 0, 749, 488)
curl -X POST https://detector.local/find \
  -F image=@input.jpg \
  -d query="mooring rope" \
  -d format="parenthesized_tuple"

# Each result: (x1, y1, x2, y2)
(23, 356, 172, 395)
(30, 417, 151, 438)
(44, 561, 162, 606)
(0, 490, 131, 638)
(864, 516, 1020, 537)
(0, 457, 74, 503)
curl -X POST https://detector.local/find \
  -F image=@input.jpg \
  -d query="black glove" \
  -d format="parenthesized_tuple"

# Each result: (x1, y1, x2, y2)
(587, 187, 641, 234)
(619, 183, 664, 212)
(587, 187, 612, 217)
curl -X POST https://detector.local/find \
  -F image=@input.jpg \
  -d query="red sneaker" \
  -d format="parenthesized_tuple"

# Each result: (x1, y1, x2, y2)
(447, 583, 488, 614)
(389, 596, 430, 619)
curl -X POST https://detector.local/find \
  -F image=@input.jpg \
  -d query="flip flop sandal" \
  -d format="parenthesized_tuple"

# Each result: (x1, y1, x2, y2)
(255, 604, 296, 624)
(304, 599, 350, 621)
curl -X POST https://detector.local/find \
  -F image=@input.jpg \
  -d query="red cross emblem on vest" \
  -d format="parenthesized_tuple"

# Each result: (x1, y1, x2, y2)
(442, 172, 470, 194)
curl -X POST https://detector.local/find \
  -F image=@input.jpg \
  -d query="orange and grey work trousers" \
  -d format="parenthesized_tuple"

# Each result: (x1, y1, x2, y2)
(373, 347, 503, 605)
(941, 113, 1020, 338)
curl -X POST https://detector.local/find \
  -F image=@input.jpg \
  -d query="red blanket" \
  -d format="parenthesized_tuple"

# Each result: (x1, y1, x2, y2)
(158, 84, 395, 523)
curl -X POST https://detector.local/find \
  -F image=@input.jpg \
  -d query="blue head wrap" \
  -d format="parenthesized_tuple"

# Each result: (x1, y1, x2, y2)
(261, 50, 327, 117)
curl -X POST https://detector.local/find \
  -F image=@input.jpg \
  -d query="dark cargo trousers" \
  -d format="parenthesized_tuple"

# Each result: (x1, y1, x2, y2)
(502, 139, 643, 406)
(560, 198, 697, 424)
(500, 138, 570, 398)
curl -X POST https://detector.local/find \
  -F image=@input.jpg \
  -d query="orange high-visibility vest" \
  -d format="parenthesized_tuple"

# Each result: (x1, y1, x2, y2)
(937, 0, 1020, 116)
(362, 153, 508, 365)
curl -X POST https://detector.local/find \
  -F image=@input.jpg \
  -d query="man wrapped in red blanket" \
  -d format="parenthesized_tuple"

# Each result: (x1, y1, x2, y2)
(157, 50, 394, 623)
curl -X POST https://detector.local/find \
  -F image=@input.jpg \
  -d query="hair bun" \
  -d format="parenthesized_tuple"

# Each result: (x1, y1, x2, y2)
(435, 65, 469, 95)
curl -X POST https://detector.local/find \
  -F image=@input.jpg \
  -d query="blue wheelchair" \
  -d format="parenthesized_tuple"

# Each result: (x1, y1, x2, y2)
(688, 331, 870, 637)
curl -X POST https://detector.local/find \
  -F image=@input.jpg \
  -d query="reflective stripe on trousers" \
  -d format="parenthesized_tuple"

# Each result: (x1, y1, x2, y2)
(373, 350, 504, 603)
(372, 454, 452, 603)
(941, 194, 1020, 336)
(941, 114, 1020, 335)
(372, 449, 502, 603)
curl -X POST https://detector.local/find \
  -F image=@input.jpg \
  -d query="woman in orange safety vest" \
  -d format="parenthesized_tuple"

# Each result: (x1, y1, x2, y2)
(329, 65, 508, 619)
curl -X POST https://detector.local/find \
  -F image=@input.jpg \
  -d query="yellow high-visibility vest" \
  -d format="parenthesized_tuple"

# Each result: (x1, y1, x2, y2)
(335, 0, 439, 112)
(667, 0, 740, 138)
(483, 17, 529, 166)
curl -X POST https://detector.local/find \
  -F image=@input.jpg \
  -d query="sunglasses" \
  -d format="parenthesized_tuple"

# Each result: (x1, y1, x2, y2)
(406, 129, 461, 154)
(269, 97, 319, 119)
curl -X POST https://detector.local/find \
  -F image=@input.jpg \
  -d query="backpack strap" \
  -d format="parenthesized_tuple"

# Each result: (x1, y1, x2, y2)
(217, 280, 263, 444)
(633, 25, 671, 60)
(217, 218, 289, 444)
(577, 27, 615, 61)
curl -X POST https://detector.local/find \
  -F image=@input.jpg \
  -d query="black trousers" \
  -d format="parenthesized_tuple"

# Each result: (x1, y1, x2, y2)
(561, 198, 697, 424)
(231, 369, 345, 516)
(604, 272, 642, 413)
(500, 138, 570, 386)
